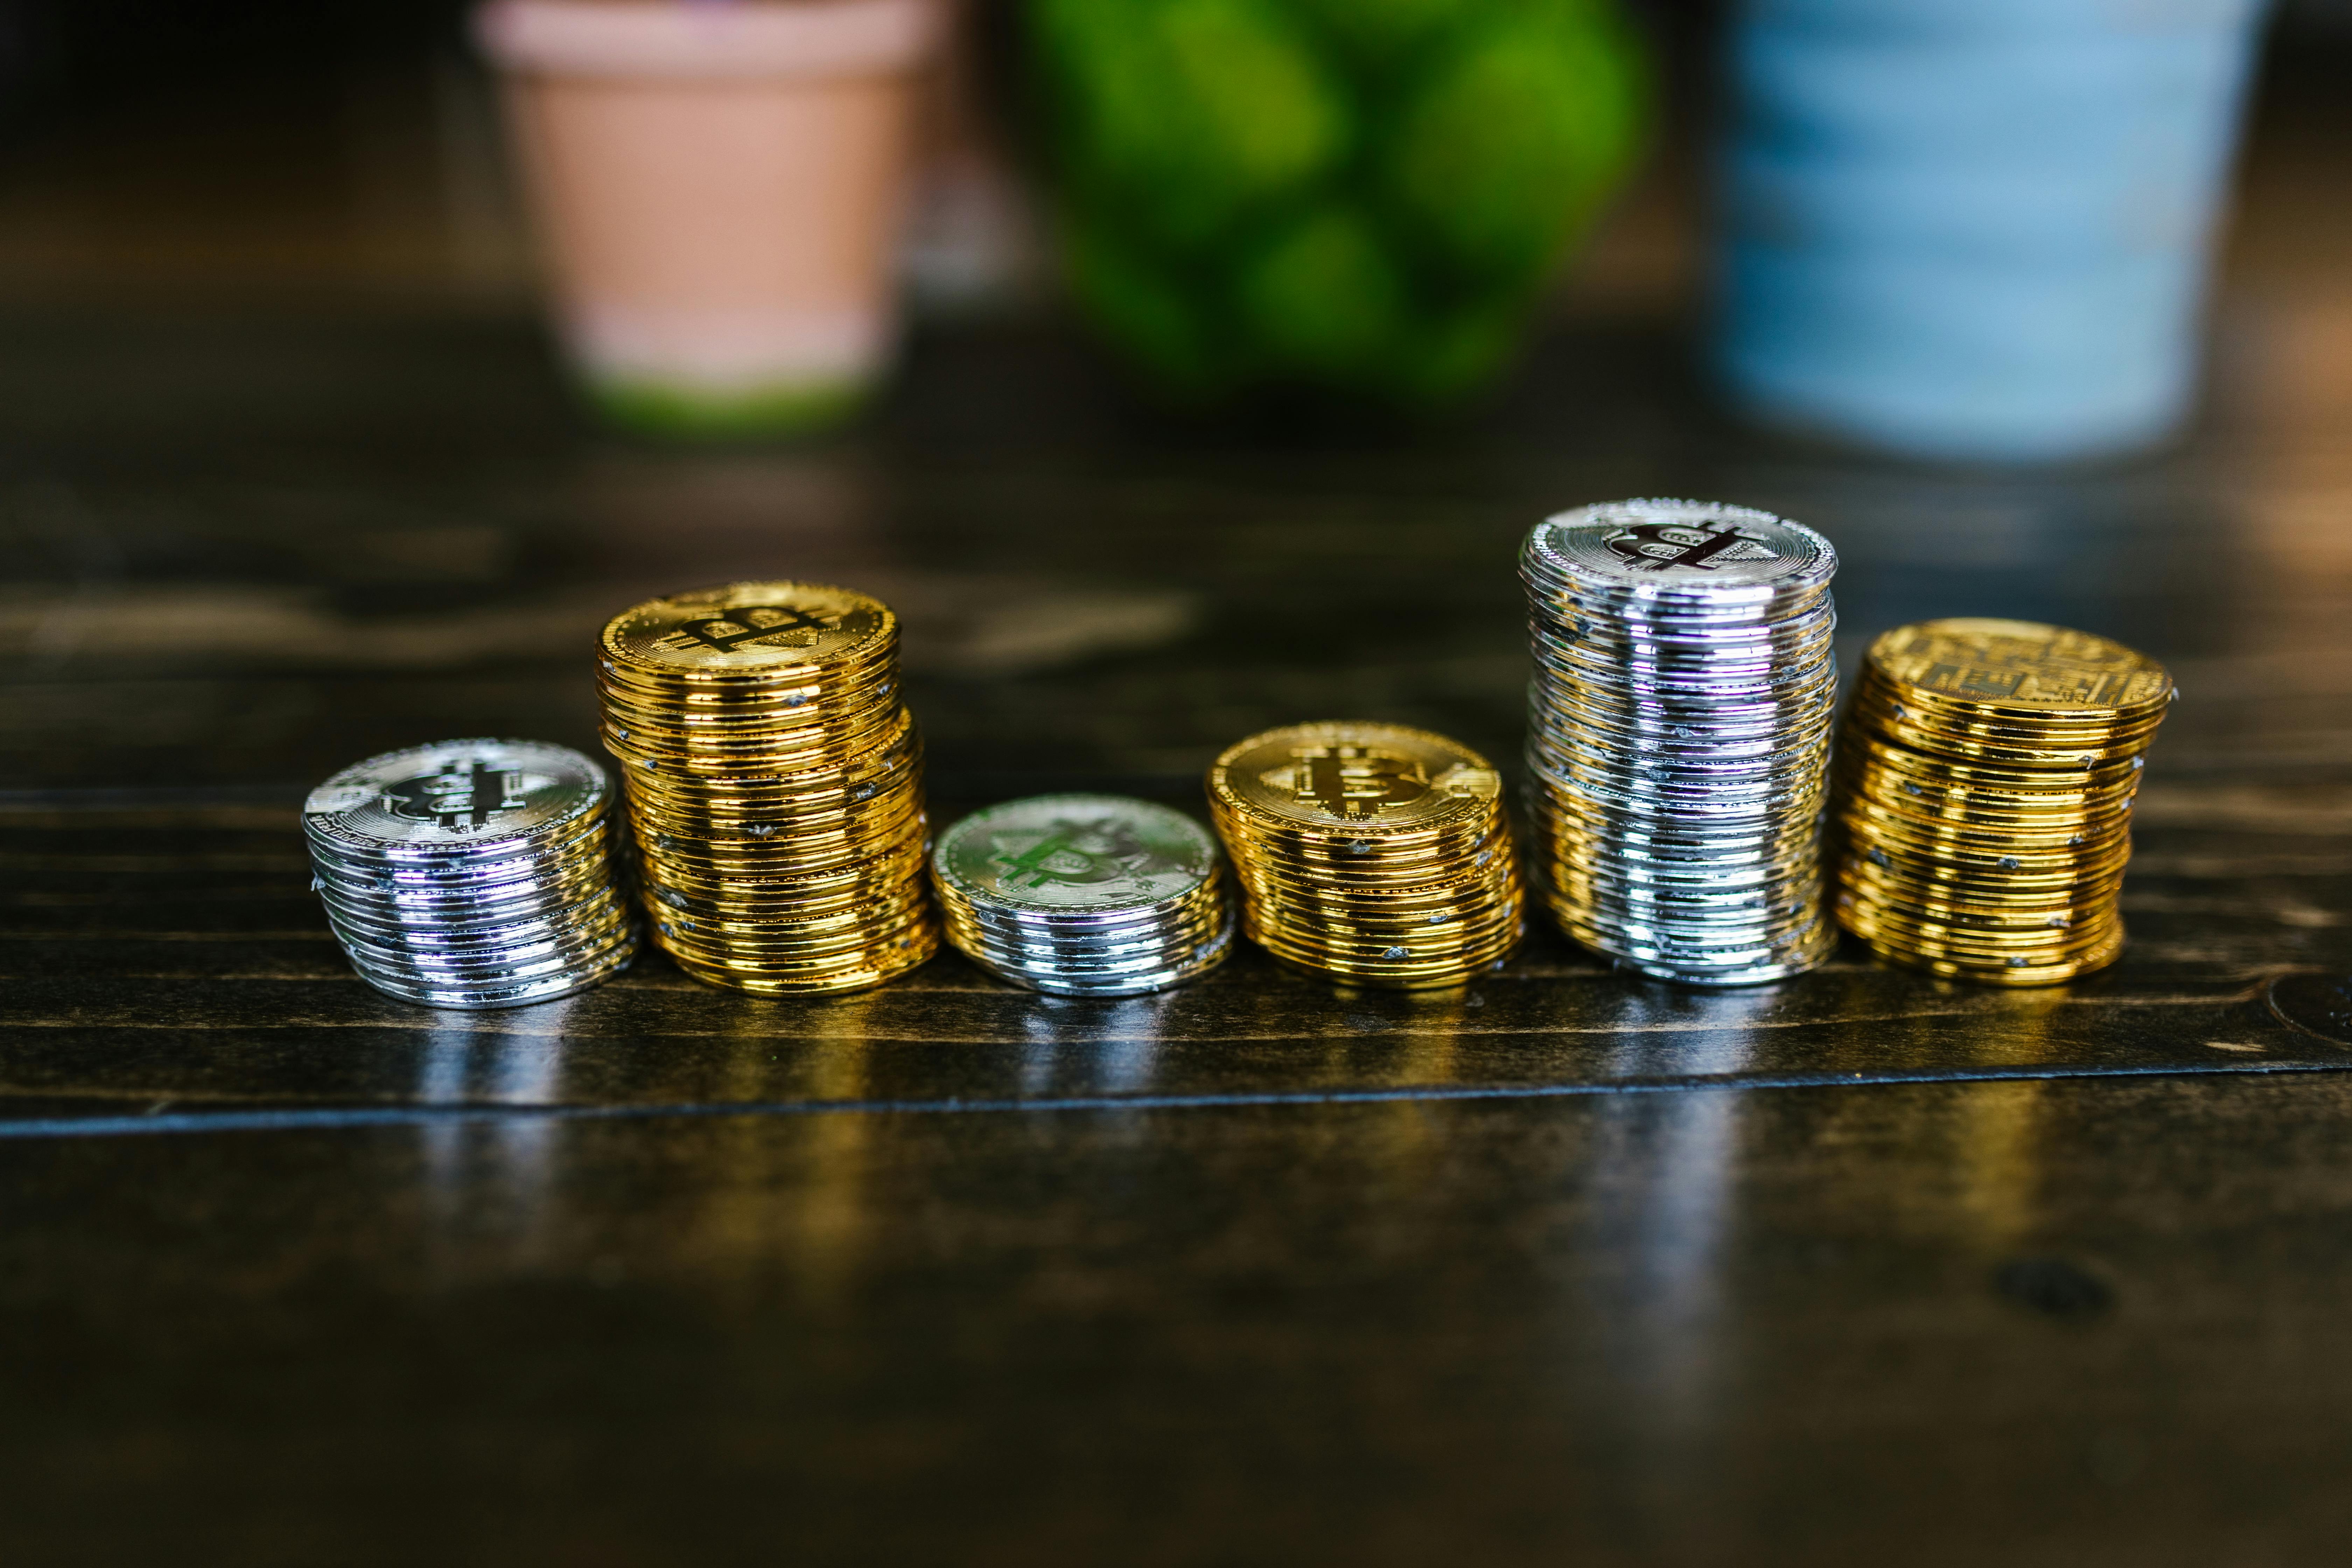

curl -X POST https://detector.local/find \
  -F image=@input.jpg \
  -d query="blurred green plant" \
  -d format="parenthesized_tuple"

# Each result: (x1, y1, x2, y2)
(1027, 0, 1647, 410)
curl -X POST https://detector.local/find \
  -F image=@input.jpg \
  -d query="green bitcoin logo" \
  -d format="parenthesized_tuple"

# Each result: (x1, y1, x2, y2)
(990, 819, 1160, 890)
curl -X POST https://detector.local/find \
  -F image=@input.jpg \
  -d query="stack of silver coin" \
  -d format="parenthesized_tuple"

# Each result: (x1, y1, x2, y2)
(930, 794, 1233, 996)
(1521, 498, 1840, 985)
(303, 738, 639, 1008)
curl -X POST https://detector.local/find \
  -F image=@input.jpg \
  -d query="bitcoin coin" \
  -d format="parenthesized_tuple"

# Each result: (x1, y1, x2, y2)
(1832, 619, 2173, 985)
(1206, 721, 1522, 989)
(598, 582, 938, 993)
(1521, 499, 1840, 985)
(930, 794, 1233, 996)
(302, 739, 639, 1009)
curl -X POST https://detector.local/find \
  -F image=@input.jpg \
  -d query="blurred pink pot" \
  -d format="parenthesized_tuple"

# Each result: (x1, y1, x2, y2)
(476, 0, 943, 435)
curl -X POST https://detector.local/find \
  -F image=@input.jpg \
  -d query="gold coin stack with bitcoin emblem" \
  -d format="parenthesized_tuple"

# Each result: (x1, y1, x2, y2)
(1206, 721, 1521, 988)
(597, 582, 937, 993)
(1834, 618, 2175, 985)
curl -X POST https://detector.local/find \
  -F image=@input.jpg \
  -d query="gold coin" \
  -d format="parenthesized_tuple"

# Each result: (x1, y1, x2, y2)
(598, 666, 902, 724)
(635, 837, 926, 894)
(597, 580, 942, 995)
(641, 876, 927, 929)
(1847, 919, 2125, 986)
(636, 835, 926, 887)
(1234, 865, 1522, 913)
(1827, 618, 2173, 989)
(1836, 885, 2118, 943)
(1862, 618, 2173, 722)
(1836, 807, 2130, 869)
(619, 747, 922, 818)
(601, 582, 895, 684)
(1208, 721, 1504, 840)
(1850, 700, 2163, 770)
(1208, 719, 1521, 986)
(1838, 781, 2133, 844)
(630, 780, 924, 834)
(603, 718, 905, 778)
(650, 887, 933, 941)
(655, 907, 934, 961)
(660, 928, 939, 995)
(1252, 930, 1521, 989)
(1242, 897, 1524, 950)
(653, 903, 935, 962)
(1211, 830, 1514, 888)
(1838, 728, 2142, 800)
(596, 640, 898, 698)
(1836, 857, 2126, 915)
(1836, 899, 2113, 952)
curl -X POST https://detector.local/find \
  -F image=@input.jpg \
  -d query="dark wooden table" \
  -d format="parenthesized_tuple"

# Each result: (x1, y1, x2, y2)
(4, 287, 2350, 1564)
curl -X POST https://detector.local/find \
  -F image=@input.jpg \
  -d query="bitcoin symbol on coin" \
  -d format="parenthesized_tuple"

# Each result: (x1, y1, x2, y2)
(1283, 746, 1430, 821)
(665, 604, 834, 653)
(383, 761, 524, 831)
(1603, 522, 1771, 573)
(990, 818, 1163, 889)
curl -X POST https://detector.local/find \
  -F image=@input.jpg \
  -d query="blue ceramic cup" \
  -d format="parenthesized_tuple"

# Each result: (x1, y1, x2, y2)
(1717, 0, 2268, 462)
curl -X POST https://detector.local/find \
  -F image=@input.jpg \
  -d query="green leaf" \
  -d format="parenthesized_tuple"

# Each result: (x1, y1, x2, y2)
(1234, 205, 1407, 381)
(1283, 0, 1466, 75)
(1061, 219, 1227, 396)
(1381, 10, 1644, 288)
(1034, 0, 1351, 251)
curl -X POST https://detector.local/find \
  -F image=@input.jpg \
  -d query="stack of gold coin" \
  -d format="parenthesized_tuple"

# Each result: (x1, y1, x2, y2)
(1206, 721, 1521, 988)
(1833, 618, 2175, 985)
(597, 581, 938, 994)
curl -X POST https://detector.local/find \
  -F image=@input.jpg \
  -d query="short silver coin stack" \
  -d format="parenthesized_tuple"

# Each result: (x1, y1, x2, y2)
(1521, 499, 1840, 985)
(304, 738, 639, 1008)
(930, 794, 1233, 996)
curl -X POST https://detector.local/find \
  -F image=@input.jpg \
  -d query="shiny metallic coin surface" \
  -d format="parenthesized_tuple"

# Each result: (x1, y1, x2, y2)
(1206, 721, 1523, 989)
(1831, 618, 2173, 985)
(1521, 498, 1840, 987)
(304, 739, 608, 858)
(930, 794, 1232, 997)
(303, 738, 639, 1010)
(1524, 498, 1837, 605)
(598, 582, 939, 995)
(601, 581, 895, 680)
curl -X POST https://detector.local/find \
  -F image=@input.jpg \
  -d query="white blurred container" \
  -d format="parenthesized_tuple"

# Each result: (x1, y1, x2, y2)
(1716, 0, 2268, 462)
(476, 0, 944, 435)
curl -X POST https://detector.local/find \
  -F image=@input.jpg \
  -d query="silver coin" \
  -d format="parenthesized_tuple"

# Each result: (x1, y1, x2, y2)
(1523, 498, 1835, 602)
(931, 794, 1232, 996)
(306, 738, 639, 1010)
(340, 923, 636, 988)
(315, 863, 618, 931)
(1561, 915, 1837, 988)
(327, 896, 634, 963)
(950, 903, 1230, 957)
(934, 795, 1219, 914)
(1522, 499, 1840, 986)
(976, 920, 1236, 997)
(346, 934, 639, 1010)
(304, 738, 609, 861)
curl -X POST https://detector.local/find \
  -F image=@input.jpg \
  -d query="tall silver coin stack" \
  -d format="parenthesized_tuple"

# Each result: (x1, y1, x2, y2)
(304, 738, 639, 1008)
(930, 794, 1234, 996)
(1521, 499, 1840, 985)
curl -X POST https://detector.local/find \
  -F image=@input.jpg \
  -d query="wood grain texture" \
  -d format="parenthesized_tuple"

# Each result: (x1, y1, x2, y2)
(5, 99, 2352, 1558)
(5, 1074, 2352, 1565)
